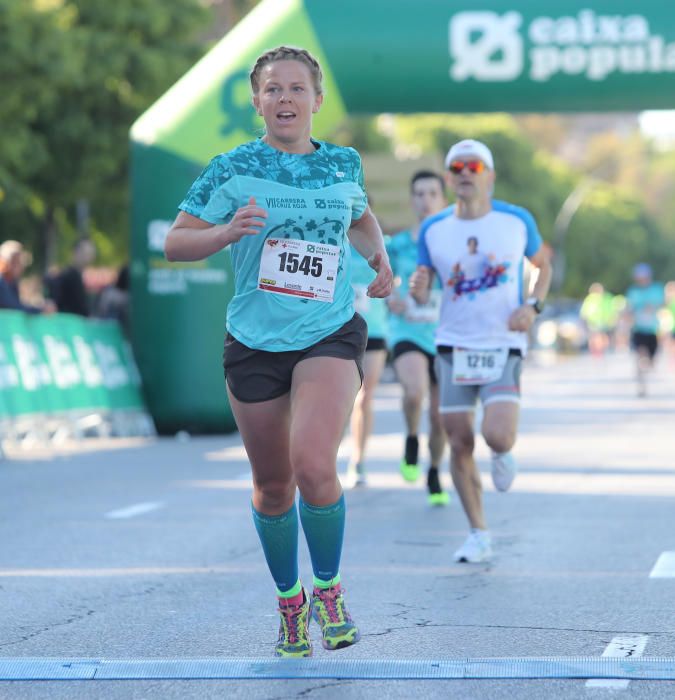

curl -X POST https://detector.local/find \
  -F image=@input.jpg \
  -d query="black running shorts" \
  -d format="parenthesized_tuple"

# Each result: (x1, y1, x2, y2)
(391, 340, 438, 385)
(631, 331, 658, 359)
(365, 337, 387, 352)
(224, 313, 367, 403)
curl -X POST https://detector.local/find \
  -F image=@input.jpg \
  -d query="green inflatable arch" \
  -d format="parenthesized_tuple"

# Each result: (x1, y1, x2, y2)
(130, 0, 675, 433)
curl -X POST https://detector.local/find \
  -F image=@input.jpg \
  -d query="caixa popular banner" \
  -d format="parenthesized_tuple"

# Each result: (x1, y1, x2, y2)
(305, 0, 675, 113)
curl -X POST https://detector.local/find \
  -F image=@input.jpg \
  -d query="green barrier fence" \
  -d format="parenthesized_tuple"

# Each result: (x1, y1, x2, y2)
(0, 311, 155, 445)
(0, 311, 49, 421)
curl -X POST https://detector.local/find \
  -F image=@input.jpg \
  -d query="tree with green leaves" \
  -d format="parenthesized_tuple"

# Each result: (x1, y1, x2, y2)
(0, 0, 210, 271)
(0, 0, 76, 234)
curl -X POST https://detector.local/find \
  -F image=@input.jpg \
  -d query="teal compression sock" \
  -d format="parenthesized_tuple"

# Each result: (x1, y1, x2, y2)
(251, 502, 299, 594)
(299, 494, 345, 587)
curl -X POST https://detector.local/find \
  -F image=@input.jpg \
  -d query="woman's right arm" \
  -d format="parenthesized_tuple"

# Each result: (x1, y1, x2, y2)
(165, 197, 268, 262)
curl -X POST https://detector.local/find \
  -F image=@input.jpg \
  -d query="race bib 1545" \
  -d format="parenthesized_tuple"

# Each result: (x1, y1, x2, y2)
(258, 239, 339, 303)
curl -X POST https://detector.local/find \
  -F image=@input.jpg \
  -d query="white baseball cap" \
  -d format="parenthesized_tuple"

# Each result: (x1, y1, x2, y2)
(444, 139, 494, 170)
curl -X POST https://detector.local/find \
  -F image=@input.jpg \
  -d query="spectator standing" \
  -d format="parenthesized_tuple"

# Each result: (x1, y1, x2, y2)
(0, 240, 55, 314)
(96, 265, 130, 334)
(53, 238, 96, 316)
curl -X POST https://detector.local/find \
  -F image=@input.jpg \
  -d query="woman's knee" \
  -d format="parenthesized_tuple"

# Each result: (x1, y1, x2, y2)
(252, 476, 295, 510)
(291, 446, 334, 489)
(294, 464, 337, 504)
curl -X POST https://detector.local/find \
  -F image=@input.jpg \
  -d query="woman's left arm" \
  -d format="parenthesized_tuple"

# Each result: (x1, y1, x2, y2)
(348, 206, 393, 298)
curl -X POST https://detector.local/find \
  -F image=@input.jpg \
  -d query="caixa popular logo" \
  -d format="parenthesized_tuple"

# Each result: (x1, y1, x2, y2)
(450, 10, 675, 83)
(450, 11, 524, 81)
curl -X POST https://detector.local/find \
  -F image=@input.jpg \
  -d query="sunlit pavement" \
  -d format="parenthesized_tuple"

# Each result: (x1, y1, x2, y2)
(1, 349, 674, 699)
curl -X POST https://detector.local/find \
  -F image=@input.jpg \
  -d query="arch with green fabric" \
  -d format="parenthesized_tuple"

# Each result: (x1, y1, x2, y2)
(130, 0, 675, 432)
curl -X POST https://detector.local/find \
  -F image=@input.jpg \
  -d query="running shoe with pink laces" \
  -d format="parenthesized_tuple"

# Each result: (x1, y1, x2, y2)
(311, 584, 360, 650)
(275, 589, 312, 657)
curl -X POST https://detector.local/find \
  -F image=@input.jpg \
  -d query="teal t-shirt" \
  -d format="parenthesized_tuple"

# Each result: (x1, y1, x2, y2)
(179, 139, 368, 351)
(386, 229, 438, 355)
(349, 243, 388, 340)
(627, 282, 665, 334)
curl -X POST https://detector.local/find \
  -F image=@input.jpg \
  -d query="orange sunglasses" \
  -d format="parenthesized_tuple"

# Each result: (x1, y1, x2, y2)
(448, 159, 486, 175)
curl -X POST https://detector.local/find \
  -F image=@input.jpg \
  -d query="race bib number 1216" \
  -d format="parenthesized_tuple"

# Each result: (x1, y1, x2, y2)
(452, 347, 508, 385)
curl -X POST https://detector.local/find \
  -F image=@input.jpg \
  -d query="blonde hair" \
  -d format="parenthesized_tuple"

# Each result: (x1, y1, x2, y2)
(250, 46, 323, 95)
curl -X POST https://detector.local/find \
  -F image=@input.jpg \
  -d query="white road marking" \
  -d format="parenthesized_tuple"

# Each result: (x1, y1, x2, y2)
(649, 551, 675, 578)
(104, 502, 165, 520)
(586, 635, 648, 689)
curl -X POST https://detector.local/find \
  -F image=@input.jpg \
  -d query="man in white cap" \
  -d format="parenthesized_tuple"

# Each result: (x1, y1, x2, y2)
(410, 139, 552, 563)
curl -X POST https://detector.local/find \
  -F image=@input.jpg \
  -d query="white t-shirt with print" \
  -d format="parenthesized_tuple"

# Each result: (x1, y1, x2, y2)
(418, 200, 542, 354)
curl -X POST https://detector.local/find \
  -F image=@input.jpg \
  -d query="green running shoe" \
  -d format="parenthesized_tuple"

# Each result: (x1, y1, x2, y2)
(428, 491, 450, 506)
(311, 585, 360, 650)
(275, 589, 312, 658)
(400, 435, 420, 482)
(400, 460, 421, 482)
(427, 466, 450, 506)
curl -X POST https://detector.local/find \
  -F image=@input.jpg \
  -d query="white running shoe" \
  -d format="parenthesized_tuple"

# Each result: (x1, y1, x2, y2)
(453, 530, 493, 563)
(491, 451, 518, 492)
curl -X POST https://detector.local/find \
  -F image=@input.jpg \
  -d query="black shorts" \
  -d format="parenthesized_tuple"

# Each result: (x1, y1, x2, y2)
(631, 331, 658, 359)
(224, 313, 367, 403)
(366, 337, 387, 352)
(391, 340, 438, 385)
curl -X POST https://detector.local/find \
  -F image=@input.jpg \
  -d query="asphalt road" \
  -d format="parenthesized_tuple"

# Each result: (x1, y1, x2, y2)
(1, 349, 674, 699)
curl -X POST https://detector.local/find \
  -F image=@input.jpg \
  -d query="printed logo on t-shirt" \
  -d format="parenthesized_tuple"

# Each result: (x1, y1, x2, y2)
(313, 198, 349, 211)
(265, 197, 309, 209)
(448, 236, 511, 299)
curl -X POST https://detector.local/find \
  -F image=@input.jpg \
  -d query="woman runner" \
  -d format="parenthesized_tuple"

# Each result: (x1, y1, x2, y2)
(165, 46, 392, 657)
